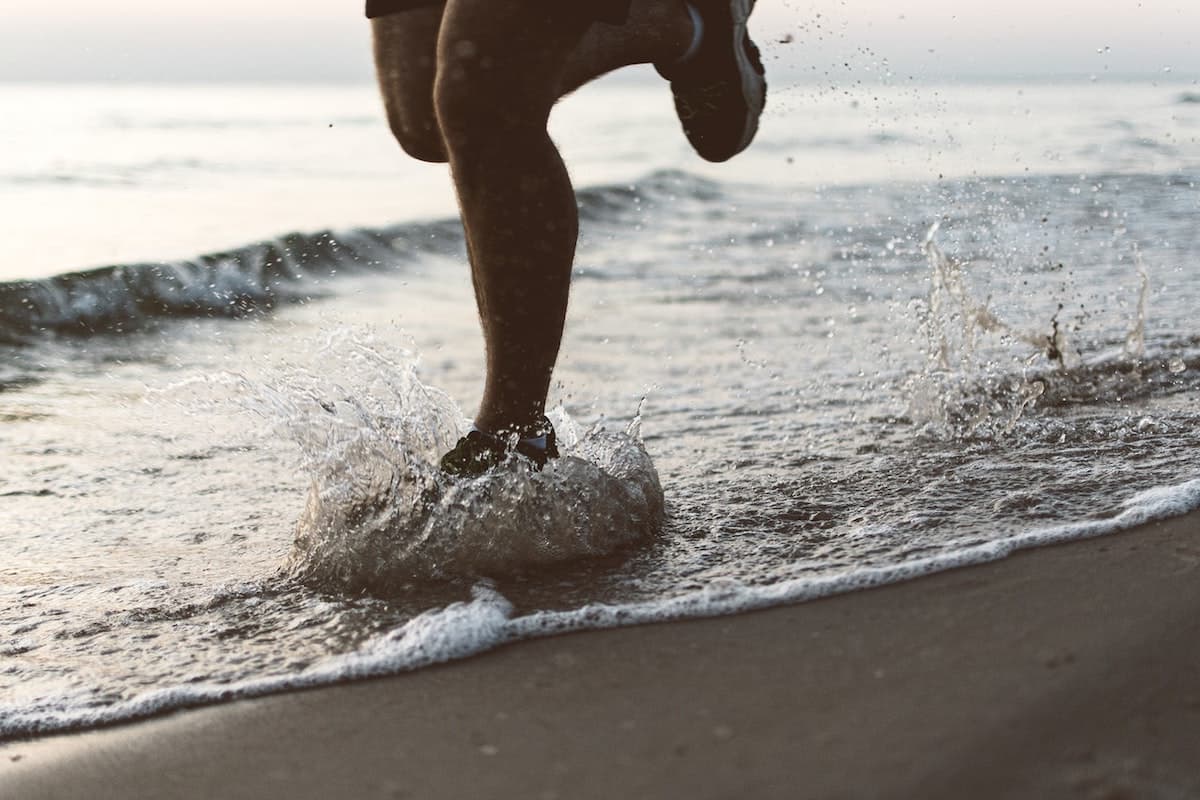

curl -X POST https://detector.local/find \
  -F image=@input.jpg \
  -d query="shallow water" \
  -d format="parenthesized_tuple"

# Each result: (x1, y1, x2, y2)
(2, 80, 1200, 737)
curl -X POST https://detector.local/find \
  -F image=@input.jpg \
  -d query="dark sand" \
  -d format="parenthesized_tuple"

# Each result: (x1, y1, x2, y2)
(4, 512, 1200, 800)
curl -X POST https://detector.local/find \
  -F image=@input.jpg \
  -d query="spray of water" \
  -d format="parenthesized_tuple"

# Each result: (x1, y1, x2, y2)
(1123, 249, 1150, 359)
(906, 223, 1153, 438)
(216, 331, 664, 593)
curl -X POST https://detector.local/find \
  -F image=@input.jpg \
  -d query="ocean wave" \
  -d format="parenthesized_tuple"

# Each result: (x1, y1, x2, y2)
(574, 168, 724, 223)
(2, 168, 1192, 348)
(0, 170, 723, 345)
(0, 230, 399, 344)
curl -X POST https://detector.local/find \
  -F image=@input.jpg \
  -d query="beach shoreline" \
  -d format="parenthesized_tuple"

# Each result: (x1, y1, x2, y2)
(4, 509, 1199, 799)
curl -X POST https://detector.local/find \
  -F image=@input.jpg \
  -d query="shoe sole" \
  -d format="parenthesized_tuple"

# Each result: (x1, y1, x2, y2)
(729, 0, 766, 160)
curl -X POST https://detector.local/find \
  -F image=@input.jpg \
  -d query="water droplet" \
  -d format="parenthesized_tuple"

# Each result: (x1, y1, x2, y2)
(1168, 357, 1186, 374)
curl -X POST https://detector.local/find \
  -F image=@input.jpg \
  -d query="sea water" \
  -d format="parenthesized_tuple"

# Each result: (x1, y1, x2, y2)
(2, 77, 1200, 737)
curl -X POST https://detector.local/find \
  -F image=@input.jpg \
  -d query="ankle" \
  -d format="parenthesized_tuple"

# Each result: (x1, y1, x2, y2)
(473, 415, 550, 440)
(469, 418, 555, 454)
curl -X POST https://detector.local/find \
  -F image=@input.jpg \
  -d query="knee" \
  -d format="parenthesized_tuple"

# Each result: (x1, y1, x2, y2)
(372, 12, 448, 164)
(383, 104, 448, 164)
(433, 71, 548, 156)
(432, 75, 489, 154)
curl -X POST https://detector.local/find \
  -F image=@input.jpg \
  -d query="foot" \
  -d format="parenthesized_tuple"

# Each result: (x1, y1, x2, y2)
(439, 417, 559, 477)
(655, 0, 766, 163)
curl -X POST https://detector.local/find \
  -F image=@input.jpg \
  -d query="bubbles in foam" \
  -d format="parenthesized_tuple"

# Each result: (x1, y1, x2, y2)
(228, 331, 664, 592)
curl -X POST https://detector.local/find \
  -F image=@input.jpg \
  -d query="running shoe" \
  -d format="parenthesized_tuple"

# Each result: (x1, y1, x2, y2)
(439, 418, 559, 477)
(656, 0, 766, 163)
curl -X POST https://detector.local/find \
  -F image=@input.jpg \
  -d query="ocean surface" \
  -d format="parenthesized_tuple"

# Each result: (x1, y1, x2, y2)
(2, 77, 1200, 738)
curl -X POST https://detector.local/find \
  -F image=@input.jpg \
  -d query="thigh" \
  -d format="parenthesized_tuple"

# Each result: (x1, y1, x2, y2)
(366, 0, 441, 17)
(435, 0, 594, 123)
(372, 6, 446, 162)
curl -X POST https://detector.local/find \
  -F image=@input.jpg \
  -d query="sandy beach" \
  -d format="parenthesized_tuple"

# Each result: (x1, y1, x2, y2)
(4, 510, 1199, 800)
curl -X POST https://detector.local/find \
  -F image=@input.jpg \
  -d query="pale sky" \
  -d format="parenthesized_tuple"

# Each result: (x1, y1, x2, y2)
(2, 0, 1197, 82)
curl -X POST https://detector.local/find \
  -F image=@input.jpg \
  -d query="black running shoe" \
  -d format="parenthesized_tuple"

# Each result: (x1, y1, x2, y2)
(656, 0, 766, 163)
(439, 418, 559, 477)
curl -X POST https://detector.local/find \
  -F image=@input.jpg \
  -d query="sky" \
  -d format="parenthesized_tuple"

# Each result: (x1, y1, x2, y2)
(1, 0, 1197, 83)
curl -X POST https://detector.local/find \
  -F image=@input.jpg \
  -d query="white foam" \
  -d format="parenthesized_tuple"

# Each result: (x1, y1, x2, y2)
(4, 476, 1197, 741)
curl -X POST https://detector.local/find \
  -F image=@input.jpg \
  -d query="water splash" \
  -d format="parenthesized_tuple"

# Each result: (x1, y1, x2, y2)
(920, 222, 1015, 372)
(1123, 250, 1150, 359)
(906, 224, 1160, 438)
(225, 332, 665, 593)
(905, 224, 1048, 437)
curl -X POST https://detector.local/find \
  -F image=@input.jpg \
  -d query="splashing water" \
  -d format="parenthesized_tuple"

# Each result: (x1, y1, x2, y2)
(217, 333, 665, 593)
(1123, 251, 1150, 359)
(906, 223, 1158, 438)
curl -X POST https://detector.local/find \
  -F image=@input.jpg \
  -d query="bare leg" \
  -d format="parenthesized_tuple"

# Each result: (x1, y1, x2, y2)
(372, 7, 447, 163)
(433, 2, 586, 432)
(374, 1, 693, 434)
(371, 1, 692, 159)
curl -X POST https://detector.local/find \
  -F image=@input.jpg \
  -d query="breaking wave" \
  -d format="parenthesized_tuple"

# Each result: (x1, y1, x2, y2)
(0, 170, 723, 345)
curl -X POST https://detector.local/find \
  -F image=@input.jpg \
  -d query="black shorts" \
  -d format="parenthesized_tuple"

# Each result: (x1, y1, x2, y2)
(365, 0, 631, 25)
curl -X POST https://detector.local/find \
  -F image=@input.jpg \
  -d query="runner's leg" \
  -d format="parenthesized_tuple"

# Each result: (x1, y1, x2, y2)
(373, 0, 694, 435)
(435, 1, 598, 432)
(371, 1, 693, 163)
(372, 7, 447, 163)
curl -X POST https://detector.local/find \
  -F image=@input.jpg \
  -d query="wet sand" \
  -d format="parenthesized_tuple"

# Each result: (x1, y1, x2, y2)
(4, 511, 1200, 800)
